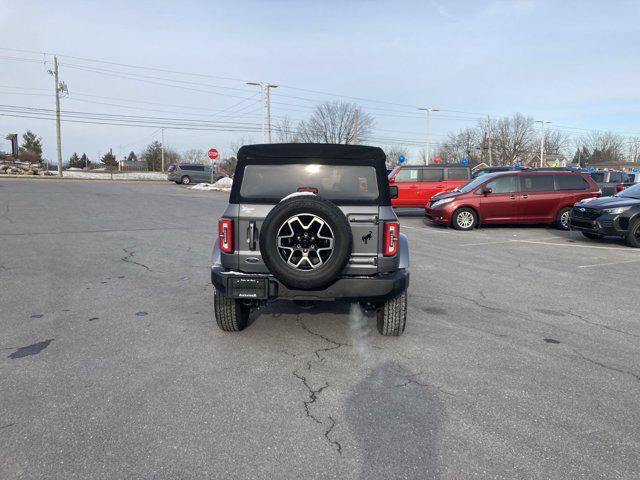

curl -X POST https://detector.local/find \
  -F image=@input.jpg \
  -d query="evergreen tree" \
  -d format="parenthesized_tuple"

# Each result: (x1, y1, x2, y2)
(19, 130, 43, 163)
(141, 141, 163, 171)
(80, 153, 90, 169)
(126, 151, 138, 162)
(101, 151, 118, 167)
(68, 152, 80, 168)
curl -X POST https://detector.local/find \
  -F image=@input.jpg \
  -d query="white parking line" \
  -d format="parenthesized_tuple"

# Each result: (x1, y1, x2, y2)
(578, 259, 640, 268)
(459, 240, 515, 247)
(514, 239, 636, 252)
(400, 224, 453, 234)
(459, 236, 562, 247)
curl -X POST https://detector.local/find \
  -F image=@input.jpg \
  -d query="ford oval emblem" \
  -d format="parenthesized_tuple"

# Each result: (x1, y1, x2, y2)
(245, 257, 260, 264)
(579, 208, 586, 212)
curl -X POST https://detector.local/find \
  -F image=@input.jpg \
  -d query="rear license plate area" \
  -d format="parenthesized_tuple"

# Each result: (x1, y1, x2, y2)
(229, 277, 268, 299)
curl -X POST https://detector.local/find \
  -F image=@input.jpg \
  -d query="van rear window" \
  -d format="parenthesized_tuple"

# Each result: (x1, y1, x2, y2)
(555, 174, 588, 190)
(239, 164, 379, 202)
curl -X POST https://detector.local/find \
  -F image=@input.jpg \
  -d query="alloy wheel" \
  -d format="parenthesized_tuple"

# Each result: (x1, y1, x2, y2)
(276, 214, 334, 270)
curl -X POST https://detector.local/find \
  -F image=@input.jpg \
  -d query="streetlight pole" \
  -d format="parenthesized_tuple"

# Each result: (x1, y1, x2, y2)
(418, 107, 439, 165)
(247, 82, 278, 143)
(487, 115, 493, 167)
(536, 120, 551, 168)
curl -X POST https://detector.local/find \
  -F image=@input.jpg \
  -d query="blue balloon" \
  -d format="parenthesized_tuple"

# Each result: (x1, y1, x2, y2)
(397, 155, 406, 164)
(461, 158, 468, 165)
(588, 166, 595, 171)
(515, 162, 521, 168)
(633, 167, 638, 173)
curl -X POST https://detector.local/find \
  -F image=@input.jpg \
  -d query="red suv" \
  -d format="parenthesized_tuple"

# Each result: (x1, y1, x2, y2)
(425, 171, 601, 230)
(389, 165, 471, 207)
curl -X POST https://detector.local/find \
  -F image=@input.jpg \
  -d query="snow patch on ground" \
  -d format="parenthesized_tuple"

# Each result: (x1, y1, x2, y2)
(280, 191, 317, 201)
(189, 177, 233, 191)
(52, 171, 168, 180)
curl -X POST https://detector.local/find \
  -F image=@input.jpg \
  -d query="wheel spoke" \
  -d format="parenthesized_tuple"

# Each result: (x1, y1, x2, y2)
(276, 213, 335, 270)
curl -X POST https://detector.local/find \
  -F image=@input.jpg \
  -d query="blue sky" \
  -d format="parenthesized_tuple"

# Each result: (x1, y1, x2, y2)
(0, 0, 638, 162)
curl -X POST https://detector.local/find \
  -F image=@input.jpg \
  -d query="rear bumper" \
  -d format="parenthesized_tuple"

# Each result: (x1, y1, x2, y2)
(211, 266, 409, 303)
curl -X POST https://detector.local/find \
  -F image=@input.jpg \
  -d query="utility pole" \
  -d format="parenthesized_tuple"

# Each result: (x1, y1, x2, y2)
(487, 115, 493, 166)
(53, 56, 63, 177)
(536, 120, 550, 168)
(352, 108, 359, 144)
(247, 82, 278, 143)
(160, 128, 165, 172)
(266, 86, 273, 143)
(418, 107, 439, 165)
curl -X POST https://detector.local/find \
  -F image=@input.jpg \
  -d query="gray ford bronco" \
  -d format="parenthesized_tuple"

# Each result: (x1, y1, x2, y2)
(211, 144, 410, 335)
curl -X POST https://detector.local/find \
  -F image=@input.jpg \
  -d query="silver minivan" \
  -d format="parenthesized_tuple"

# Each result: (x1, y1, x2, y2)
(167, 163, 225, 185)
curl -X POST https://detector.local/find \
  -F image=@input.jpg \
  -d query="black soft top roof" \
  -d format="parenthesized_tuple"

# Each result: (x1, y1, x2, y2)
(237, 143, 386, 166)
(231, 143, 391, 205)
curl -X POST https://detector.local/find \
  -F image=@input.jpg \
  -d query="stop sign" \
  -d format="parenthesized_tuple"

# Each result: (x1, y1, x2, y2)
(208, 148, 219, 160)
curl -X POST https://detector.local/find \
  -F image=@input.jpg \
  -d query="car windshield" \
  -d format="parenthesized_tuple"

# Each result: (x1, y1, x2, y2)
(617, 183, 640, 199)
(240, 163, 379, 202)
(456, 175, 494, 193)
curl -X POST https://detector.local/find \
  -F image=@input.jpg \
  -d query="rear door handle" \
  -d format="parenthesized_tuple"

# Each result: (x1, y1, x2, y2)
(521, 195, 529, 199)
(509, 195, 516, 199)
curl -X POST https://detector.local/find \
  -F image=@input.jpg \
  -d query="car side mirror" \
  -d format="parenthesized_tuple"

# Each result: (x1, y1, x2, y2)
(389, 185, 399, 199)
(483, 187, 493, 195)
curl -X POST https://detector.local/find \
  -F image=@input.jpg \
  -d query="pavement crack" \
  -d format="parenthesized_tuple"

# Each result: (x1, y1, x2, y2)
(292, 370, 328, 425)
(565, 310, 639, 338)
(279, 349, 298, 358)
(394, 371, 456, 396)
(297, 318, 349, 361)
(324, 416, 342, 454)
(290, 316, 347, 455)
(577, 352, 640, 383)
(121, 246, 152, 272)
(446, 293, 506, 314)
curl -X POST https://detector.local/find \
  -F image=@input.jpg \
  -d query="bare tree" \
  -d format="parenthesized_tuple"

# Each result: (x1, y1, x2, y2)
(436, 128, 481, 164)
(540, 129, 571, 165)
(580, 131, 626, 164)
(492, 113, 536, 165)
(627, 137, 640, 164)
(182, 149, 207, 164)
(217, 157, 238, 177)
(297, 101, 374, 144)
(229, 135, 255, 157)
(274, 116, 300, 143)
(384, 145, 410, 168)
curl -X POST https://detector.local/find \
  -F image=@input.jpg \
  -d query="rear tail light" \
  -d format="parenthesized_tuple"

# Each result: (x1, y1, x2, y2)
(383, 221, 400, 256)
(616, 184, 627, 192)
(218, 218, 233, 253)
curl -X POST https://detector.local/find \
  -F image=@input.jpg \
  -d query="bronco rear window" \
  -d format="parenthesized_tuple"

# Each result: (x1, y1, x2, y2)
(239, 164, 379, 202)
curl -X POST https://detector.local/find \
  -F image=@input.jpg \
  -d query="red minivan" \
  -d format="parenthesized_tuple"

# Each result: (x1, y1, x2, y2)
(389, 165, 471, 207)
(425, 171, 601, 230)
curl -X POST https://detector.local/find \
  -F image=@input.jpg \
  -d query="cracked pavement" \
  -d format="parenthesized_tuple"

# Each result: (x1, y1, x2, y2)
(1, 179, 640, 479)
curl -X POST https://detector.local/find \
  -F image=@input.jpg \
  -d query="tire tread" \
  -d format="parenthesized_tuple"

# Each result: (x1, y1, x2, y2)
(214, 289, 249, 332)
(376, 291, 407, 336)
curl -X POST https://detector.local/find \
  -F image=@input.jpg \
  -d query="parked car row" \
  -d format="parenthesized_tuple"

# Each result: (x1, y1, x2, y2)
(387, 164, 639, 248)
(424, 170, 600, 231)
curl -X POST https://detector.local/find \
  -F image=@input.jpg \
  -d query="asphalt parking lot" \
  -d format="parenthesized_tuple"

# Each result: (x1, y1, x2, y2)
(1, 179, 639, 480)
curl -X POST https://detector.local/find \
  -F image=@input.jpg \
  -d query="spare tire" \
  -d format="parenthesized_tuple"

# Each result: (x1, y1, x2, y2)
(259, 195, 352, 290)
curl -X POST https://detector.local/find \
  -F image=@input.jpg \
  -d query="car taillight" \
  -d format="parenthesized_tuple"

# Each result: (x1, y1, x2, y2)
(218, 218, 233, 253)
(384, 221, 399, 256)
(616, 184, 627, 192)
